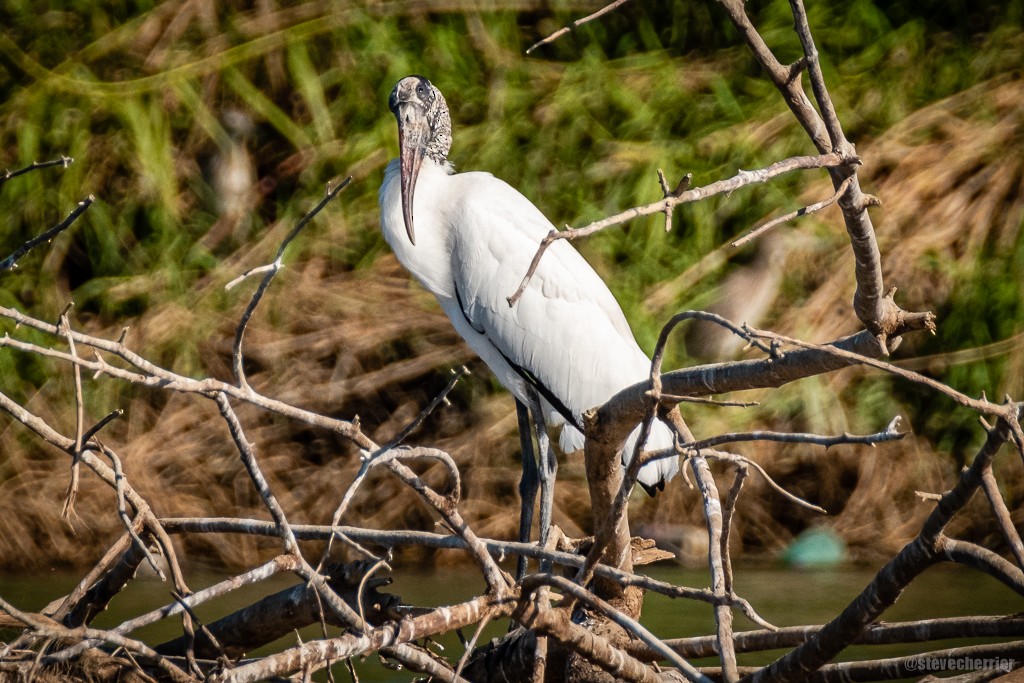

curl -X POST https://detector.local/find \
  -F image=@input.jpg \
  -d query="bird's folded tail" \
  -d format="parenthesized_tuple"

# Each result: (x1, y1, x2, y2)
(623, 418, 679, 495)
(555, 414, 679, 495)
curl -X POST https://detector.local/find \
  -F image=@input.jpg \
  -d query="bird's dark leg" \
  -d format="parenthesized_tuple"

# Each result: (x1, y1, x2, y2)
(525, 388, 557, 554)
(515, 398, 539, 581)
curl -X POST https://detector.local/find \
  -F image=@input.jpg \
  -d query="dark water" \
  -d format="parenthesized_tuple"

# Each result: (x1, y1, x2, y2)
(0, 562, 1018, 680)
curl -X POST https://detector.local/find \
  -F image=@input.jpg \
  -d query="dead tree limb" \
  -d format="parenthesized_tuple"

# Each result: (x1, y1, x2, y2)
(748, 404, 1022, 683)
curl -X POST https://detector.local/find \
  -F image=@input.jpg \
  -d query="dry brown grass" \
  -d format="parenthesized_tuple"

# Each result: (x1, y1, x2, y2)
(1, 77, 1022, 572)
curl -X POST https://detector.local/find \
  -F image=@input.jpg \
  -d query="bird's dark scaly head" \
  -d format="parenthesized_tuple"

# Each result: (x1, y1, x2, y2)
(389, 75, 451, 246)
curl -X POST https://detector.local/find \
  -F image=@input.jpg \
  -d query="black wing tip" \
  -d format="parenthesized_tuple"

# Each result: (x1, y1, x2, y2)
(639, 479, 666, 497)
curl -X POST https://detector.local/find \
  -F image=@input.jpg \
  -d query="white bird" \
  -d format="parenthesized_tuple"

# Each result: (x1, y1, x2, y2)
(379, 76, 679, 549)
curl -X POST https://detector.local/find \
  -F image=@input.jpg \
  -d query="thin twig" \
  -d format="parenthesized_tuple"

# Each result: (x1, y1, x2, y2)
(700, 449, 827, 514)
(721, 466, 748, 594)
(356, 558, 391, 626)
(229, 177, 351, 390)
(452, 607, 494, 682)
(650, 392, 758, 407)
(58, 309, 85, 523)
(0, 195, 94, 271)
(106, 449, 166, 580)
(506, 153, 844, 307)
(682, 416, 905, 452)
(745, 325, 1023, 431)
(731, 176, 853, 247)
(214, 393, 298, 553)
(383, 366, 469, 451)
(525, 0, 634, 54)
(320, 366, 468, 563)
(657, 169, 692, 233)
(169, 591, 229, 664)
(80, 408, 123, 444)
(788, 0, 848, 152)
(0, 155, 73, 189)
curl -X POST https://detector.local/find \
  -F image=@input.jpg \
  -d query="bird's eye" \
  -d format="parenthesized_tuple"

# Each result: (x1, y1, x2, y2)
(416, 82, 430, 101)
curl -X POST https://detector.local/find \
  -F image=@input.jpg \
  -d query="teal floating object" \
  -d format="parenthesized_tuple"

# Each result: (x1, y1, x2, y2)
(783, 528, 847, 568)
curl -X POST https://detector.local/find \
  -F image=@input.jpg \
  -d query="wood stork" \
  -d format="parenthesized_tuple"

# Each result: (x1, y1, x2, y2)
(379, 75, 679, 553)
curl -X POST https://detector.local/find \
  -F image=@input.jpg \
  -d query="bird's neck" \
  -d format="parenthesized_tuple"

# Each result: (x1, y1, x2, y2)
(425, 100, 452, 163)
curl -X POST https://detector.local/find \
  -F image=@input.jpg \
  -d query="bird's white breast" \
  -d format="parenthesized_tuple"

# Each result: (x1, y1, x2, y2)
(379, 158, 459, 298)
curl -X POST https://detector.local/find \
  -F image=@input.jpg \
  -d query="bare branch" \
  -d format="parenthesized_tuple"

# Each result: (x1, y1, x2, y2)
(0, 596, 194, 683)
(690, 457, 739, 683)
(748, 405, 1022, 683)
(383, 365, 469, 449)
(507, 154, 844, 307)
(938, 536, 1024, 595)
(105, 449, 165, 580)
(512, 599, 665, 683)
(720, 466, 748, 594)
(626, 615, 1024, 660)
(0, 195, 93, 272)
(157, 516, 774, 625)
(116, 557, 294, 639)
(744, 326, 1016, 422)
(979, 465, 1024, 568)
(154, 559, 397, 661)
(0, 155, 73, 189)
(712, 0, 919, 344)
(731, 175, 853, 248)
(214, 393, 299, 554)
(57, 309, 85, 522)
(520, 573, 712, 683)
(682, 416, 905, 452)
(525, 0, 634, 54)
(209, 595, 499, 683)
(788, 0, 849, 152)
(229, 177, 351, 390)
(0, 305, 367, 447)
(81, 408, 123, 444)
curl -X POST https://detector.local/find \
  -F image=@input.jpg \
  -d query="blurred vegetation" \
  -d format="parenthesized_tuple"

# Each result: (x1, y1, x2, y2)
(0, 0, 1022, 571)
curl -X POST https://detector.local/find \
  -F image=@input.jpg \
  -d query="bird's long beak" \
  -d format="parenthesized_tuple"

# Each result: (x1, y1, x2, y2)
(396, 103, 431, 246)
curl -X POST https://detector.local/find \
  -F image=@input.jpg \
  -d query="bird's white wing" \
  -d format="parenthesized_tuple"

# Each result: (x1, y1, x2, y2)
(447, 171, 653, 428)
